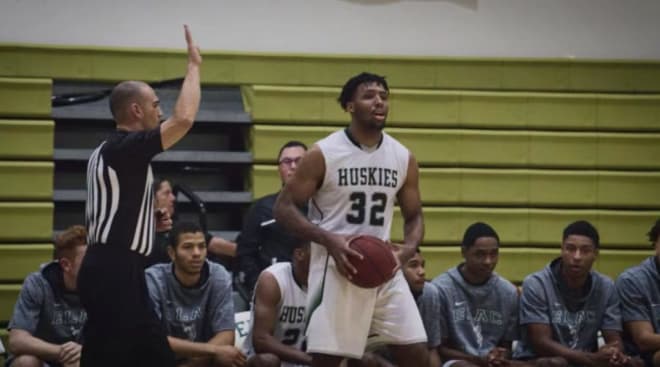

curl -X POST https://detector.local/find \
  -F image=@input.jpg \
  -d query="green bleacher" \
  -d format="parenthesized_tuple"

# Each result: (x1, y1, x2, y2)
(0, 77, 54, 357)
(0, 44, 659, 356)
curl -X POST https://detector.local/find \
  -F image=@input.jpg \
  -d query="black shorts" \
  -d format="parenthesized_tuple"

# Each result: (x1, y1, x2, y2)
(78, 245, 175, 367)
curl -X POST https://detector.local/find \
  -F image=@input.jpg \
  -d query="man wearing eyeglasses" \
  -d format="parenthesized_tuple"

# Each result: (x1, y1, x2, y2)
(236, 141, 308, 300)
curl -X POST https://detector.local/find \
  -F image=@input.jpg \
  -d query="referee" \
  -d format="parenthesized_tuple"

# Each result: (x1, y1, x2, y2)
(77, 25, 202, 367)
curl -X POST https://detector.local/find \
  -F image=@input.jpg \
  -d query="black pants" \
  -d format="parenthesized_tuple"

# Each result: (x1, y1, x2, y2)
(78, 245, 175, 367)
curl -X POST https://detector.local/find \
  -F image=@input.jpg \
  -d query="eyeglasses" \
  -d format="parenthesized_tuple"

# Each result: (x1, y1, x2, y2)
(279, 157, 302, 166)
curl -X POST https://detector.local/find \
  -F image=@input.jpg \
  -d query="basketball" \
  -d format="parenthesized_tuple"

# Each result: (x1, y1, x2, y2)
(347, 235, 398, 288)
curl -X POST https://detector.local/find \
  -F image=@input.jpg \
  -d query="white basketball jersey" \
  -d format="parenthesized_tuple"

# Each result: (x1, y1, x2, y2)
(309, 129, 409, 240)
(244, 262, 307, 366)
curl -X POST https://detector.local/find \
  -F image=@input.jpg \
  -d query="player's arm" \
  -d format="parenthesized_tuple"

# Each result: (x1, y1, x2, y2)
(616, 274, 660, 354)
(167, 334, 245, 366)
(526, 323, 613, 367)
(274, 146, 362, 278)
(429, 347, 441, 367)
(625, 321, 660, 353)
(438, 338, 488, 367)
(394, 152, 424, 264)
(252, 271, 312, 365)
(160, 25, 202, 150)
(8, 329, 67, 363)
(208, 235, 237, 257)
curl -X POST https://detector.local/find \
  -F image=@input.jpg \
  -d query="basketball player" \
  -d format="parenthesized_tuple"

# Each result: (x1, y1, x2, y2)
(367, 248, 440, 367)
(514, 221, 640, 367)
(432, 222, 555, 367)
(243, 238, 311, 367)
(616, 219, 660, 367)
(146, 221, 245, 367)
(6, 226, 88, 367)
(77, 26, 202, 367)
(274, 72, 428, 367)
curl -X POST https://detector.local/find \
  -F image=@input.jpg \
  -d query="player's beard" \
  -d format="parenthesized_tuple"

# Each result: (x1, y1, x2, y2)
(360, 117, 386, 131)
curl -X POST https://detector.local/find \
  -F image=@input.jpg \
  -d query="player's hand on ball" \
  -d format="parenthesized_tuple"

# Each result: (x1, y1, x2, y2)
(326, 233, 363, 280)
(184, 25, 202, 67)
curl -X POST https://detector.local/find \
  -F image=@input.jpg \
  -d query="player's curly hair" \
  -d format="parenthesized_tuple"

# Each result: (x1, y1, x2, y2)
(337, 72, 389, 110)
(648, 219, 660, 244)
(54, 225, 87, 260)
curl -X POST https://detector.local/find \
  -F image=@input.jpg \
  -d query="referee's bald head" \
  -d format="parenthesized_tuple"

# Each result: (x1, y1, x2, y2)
(109, 80, 149, 120)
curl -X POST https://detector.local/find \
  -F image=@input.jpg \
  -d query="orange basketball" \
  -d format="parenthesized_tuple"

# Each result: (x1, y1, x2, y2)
(347, 235, 398, 288)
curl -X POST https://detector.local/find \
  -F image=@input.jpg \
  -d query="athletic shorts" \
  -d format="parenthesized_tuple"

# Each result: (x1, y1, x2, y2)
(305, 243, 427, 358)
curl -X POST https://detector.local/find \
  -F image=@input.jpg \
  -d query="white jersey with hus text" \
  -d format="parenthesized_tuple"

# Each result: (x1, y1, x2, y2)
(306, 129, 427, 358)
(244, 262, 307, 367)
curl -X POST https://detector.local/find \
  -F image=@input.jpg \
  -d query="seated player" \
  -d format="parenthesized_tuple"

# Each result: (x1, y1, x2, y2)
(146, 221, 246, 367)
(243, 237, 311, 367)
(146, 178, 237, 268)
(514, 220, 640, 367)
(402, 249, 441, 367)
(432, 222, 540, 367)
(7, 225, 88, 367)
(366, 248, 441, 367)
(616, 219, 660, 366)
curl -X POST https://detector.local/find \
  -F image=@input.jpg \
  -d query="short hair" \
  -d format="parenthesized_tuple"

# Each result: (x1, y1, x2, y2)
(462, 222, 500, 249)
(54, 225, 87, 259)
(109, 80, 147, 119)
(563, 220, 600, 248)
(277, 141, 307, 160)
(169, 221, 204, 248)
(648, 219, 660, 243)
(152, 177, 170, 195)
(337, 72, 389, 110)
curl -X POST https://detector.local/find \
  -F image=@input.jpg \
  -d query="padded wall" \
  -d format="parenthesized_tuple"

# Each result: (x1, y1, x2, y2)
(0, 78, 54, 330)
(0, 45, 659, 320)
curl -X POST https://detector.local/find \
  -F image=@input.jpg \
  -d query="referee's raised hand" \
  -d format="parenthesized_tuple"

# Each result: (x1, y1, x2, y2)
(184, 24, 202, 67)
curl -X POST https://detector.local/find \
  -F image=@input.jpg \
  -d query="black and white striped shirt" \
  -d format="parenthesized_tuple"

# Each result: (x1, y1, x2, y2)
(85, 129, 163, 256)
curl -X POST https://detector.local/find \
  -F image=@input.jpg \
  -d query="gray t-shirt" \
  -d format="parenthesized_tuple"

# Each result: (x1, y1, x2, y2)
(417, 282, 442, 349)
(514, 258, 621, 359)
(145, 261, 235, 342)
(617, 257, 660, 328)
(432, 265, 519, 357)
(8, 262, 87, 359)
(616, 256, 660, 354)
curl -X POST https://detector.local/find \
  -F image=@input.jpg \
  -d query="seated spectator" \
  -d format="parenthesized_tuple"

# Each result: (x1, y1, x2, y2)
(616, 219, 660, 367)
(146, 178, 237, 268)
(235, 141, 307, 298)
(432, 222, 547, 367)
(243, 239, 311, 367)
(515, 220, 640, 367)
(146, 221, 245, 367)
(403, 249, 441, 367)
(366, 248, 440, 367)
(7, 225, 88, 367)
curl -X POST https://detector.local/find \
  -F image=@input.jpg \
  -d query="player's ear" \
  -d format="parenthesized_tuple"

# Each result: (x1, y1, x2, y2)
(59, 257, 72, 273)
(131, 102, 143, 119)
(346, 101, 355, 113)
